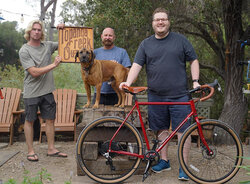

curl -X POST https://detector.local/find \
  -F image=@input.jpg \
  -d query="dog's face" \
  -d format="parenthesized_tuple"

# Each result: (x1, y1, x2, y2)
(75, 48, 95, 63)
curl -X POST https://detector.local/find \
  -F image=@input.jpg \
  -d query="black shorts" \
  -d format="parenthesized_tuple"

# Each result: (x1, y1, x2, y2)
(24, 93, 56, 122)
(148, 92, 191, 133)
(92, 93, 118, 105)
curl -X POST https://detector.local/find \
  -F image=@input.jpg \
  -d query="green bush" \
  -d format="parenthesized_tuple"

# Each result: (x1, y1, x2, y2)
(0, 63, 86, 93)
(238, 157, 250, 184)
(3, 167, 72, 184)
(0, 65, 24, 89)
(53, 63, 85, 93)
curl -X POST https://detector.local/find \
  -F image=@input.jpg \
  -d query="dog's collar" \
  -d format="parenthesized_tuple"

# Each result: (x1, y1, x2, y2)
(82, 59, 94, 75)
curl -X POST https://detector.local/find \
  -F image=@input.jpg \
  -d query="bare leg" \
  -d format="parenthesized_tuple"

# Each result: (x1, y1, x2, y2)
(157, 129, 170, 161)
(177, 132, 191, 164)
(24, 120, 38, 160)
(45, 119, 67, 156)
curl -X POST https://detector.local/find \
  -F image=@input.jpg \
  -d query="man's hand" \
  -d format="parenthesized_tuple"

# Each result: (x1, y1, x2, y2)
(53, 55, 62, 67)
(56, 23, 65, 30)
(119, 82, 130, 90)
(193, 81, 201, 89)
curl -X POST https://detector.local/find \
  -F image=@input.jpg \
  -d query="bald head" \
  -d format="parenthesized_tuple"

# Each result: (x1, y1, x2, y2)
(101, 27, 116, 49)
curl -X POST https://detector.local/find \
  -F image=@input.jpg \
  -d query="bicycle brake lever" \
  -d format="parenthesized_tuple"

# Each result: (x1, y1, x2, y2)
(217, 82, 223, 94)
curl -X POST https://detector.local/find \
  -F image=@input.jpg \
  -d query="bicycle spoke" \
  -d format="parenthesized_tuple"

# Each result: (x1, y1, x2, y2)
(76, 117, 143, 183)
(178, 120, 243, 184)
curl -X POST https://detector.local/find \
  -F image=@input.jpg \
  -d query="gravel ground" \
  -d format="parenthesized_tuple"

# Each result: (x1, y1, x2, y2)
(0, 141, 249, 184)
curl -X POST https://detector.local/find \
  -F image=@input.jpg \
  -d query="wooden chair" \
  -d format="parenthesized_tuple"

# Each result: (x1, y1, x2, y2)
(125, 93, 133, 106)
(39, 89, 83, 142)
(0, 87, 24, 145)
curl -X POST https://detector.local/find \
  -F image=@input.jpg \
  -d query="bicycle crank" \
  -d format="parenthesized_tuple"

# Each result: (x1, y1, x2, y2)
(142, 150, 160, 182)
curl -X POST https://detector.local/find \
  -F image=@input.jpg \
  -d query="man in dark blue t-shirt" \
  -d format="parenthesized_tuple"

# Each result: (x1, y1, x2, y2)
(120, 7, 200, 181)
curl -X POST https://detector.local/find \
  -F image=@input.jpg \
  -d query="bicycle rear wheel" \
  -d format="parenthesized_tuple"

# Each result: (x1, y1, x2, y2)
(76, 116, 143, 183)
(178, 119, 243, 184)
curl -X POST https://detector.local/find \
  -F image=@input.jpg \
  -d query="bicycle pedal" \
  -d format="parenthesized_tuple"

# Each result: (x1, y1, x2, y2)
(142, 172, 149, 182)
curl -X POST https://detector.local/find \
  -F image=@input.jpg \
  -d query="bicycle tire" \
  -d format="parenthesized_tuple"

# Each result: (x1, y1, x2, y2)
(178, 119, 243, 184)
(76, 116, 143, 183)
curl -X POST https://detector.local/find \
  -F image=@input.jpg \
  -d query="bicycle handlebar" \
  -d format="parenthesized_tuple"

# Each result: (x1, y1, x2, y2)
(189, 79, 218, 102)
(122, 79, 219, 102)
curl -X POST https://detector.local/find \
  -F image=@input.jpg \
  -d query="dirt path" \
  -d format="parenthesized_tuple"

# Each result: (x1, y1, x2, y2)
(0, 141, 249, 184)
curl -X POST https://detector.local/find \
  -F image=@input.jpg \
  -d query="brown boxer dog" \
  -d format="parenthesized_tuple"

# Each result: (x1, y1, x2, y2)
(75, 48, 129, 108)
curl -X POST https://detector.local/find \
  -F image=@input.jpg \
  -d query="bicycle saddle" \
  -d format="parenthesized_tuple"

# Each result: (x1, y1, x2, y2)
(122, 86, 148, 94)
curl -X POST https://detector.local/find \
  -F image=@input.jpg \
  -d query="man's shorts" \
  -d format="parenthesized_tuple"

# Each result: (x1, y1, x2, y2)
(92, 93, 118, 105)
(24, 93, 56, 122)
(148, 92, 191, 133)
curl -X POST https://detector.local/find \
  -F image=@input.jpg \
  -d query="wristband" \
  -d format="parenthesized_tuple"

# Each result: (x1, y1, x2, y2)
(192, 79, 199, 83)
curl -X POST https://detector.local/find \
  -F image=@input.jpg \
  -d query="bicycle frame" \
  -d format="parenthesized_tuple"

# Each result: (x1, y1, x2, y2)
(108, 97, 213, 158)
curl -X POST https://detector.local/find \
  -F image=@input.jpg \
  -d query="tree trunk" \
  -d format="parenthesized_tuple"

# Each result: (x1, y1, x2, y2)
(39, 0, 57, 41)
(49, 0, 57, 41)
(219, 0, 247, 135)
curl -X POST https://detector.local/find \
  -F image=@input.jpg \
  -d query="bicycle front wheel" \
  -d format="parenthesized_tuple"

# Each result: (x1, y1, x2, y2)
(178, 119, 243, 184)
(76, 116, 143, 184)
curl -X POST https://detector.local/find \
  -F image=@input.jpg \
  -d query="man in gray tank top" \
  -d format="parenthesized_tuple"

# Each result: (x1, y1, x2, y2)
(19, 20, 67, 162)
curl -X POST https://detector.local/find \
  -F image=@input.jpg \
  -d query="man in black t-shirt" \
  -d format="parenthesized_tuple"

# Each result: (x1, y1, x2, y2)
(120, 7, 200, 181)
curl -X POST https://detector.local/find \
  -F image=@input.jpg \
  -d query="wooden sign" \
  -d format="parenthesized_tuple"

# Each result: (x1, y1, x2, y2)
(58, 26, 94, 62)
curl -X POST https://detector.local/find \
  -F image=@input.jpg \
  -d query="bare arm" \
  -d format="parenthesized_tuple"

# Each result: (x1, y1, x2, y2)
(28, 55, 61, 77)
(119, 63, 142, 89)
(190, 59, 200, 88)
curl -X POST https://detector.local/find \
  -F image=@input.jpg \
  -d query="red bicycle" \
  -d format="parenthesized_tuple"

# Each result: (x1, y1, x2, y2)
(76, 80, 243, 184)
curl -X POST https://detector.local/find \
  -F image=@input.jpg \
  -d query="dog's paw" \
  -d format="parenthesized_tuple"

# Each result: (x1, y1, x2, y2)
(83, 104, 91, 108)
(119, 104, 125, 108)
(92, 105, 99, 109)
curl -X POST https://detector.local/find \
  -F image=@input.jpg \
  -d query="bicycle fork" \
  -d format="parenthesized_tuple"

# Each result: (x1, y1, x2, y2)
(195, 116, 214, 156)
(191, 101, 214, 156)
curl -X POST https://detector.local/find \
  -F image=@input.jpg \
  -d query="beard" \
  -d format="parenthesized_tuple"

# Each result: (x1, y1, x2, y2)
(102, 39, 113, 47)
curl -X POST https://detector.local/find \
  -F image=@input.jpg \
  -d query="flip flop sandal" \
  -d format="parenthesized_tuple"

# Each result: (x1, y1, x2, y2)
(47, 151, 67, 157)
(27, 154, 39, 162)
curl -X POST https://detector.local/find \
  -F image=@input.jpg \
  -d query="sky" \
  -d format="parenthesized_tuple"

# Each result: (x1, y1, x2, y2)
(0, 0, 65, 30)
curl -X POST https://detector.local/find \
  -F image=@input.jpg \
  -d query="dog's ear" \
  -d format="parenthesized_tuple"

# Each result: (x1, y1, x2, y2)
(75, 51, 79, 62)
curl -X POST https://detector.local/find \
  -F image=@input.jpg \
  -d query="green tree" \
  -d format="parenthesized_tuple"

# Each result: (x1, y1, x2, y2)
(60, 0, 249, 135)
(165, 0, 249, 136)
(0, 21, 25, 67)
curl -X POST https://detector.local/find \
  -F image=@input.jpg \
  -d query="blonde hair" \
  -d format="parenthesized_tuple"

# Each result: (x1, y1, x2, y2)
(24, 20, 45, 41)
